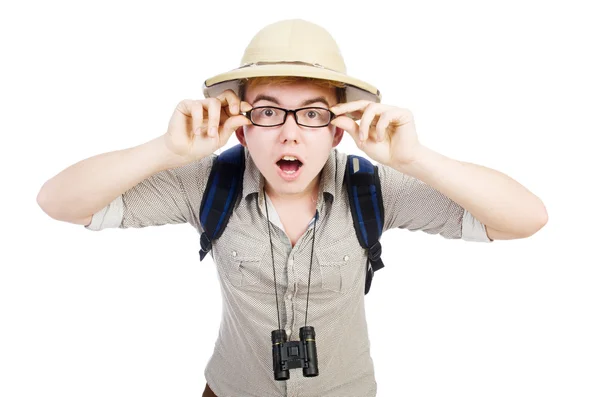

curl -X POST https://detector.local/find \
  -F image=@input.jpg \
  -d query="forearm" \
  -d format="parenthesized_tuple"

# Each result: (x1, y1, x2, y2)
(394, 145, 548, 237)
(37, 135, 192, 222)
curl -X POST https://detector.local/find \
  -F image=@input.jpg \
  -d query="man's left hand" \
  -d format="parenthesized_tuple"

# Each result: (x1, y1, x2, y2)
(330, 100, 423, 168)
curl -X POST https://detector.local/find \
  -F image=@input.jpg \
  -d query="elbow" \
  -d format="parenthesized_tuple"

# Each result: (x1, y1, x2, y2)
(37, 182, 63, 220)
(37, 183, 52, 216)
(486, 204, 548, 241)
(37, 188, 91, 226)
(524, 205, 548, 238)
(536, 201, 549, 231)
(539, 205, 549, 229)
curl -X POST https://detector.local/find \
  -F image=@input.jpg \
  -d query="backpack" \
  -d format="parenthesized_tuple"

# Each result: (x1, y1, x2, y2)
(198, 144, 385, 295)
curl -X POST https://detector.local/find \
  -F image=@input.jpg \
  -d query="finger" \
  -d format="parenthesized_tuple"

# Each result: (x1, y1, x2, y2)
(330, 115, 359, 135)
(216, 89, 241, 115)
(330, 116, 360, 143)
(347, 110, 363, 121)
(333, 109, 363, 122)
(176, 99, 205, 136)
(206, 98, 221, 137)
(191, 100, 205, 136)
(176, 99, 194, 117)
(221, 114, 252, 141)
(376, 111, 395, 142)
(330, 100, 372, 117)
(222, 114, 252, 133)
(359, 104, 380, 142)
(219, 105, 231, 124)
(240, 101, 252, 113)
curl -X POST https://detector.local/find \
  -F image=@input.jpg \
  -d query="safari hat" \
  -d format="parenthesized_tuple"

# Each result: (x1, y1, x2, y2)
(202, 19, 381, 103)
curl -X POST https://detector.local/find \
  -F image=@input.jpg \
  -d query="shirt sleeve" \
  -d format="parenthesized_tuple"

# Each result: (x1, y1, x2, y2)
(85, 154, 216, 233)
(377, 162, 492, 242)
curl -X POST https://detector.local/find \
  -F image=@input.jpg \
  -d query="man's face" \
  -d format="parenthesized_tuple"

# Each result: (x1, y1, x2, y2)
(235, 82, 343, 199)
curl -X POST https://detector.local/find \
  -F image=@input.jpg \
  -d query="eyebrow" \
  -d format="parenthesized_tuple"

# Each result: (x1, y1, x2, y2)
(252, 94, 330, 108)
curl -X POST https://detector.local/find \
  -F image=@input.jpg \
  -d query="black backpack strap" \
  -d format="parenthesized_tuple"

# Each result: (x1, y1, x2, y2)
(345, 154, 385, 295)
(198, 144, 245, 261)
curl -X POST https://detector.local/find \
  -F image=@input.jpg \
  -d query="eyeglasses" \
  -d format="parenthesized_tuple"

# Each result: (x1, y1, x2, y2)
(243, 106, 336, 128)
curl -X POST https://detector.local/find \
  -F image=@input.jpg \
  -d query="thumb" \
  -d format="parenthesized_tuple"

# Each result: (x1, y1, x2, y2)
(221, 115, 252, 138)
(331, 116, 360, 143)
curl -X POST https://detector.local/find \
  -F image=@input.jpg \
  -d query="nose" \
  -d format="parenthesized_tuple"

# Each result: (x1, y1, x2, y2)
(279, 111, 301, 143)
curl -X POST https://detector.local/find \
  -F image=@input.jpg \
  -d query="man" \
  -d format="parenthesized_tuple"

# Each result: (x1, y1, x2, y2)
(37, 19, 547, 397)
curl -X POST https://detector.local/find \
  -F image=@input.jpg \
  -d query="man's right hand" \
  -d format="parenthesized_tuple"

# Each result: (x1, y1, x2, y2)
(163, 89, 252, 162)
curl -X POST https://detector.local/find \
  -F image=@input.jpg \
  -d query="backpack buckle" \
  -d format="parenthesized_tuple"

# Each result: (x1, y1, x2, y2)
(200, 232, 212, 253)
(367, 241, 382, 262)
(199, 232, 213, 261)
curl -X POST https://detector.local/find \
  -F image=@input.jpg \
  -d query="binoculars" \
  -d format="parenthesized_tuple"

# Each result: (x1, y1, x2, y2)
(271, 326, 319, 381)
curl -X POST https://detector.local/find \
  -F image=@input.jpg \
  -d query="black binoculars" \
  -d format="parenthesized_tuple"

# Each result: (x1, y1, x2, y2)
(271, 326, 319, 381)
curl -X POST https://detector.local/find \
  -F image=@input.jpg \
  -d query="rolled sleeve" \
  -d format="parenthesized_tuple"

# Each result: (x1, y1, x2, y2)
(461, 210, 493, 242)
(84, 195, 124, 231)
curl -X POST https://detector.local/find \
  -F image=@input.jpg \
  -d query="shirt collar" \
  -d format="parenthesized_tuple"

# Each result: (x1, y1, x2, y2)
(241, 145, 337, 205)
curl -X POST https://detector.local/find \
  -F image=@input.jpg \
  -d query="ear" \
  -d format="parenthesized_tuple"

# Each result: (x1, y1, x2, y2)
(235, 126, 247, 147)
(332, 126, 344, 148)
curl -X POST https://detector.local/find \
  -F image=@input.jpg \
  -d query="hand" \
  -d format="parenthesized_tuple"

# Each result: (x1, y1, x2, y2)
(163, 89, 252, 162)
(330, 100, 423, 168)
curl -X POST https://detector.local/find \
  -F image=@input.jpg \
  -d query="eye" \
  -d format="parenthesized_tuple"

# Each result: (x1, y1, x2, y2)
(307, 110, 318, 119)
(261, 108, 276, 117)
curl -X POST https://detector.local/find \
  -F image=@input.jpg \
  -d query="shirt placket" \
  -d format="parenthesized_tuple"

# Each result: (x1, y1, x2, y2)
(283, 235, 309, 397)
(259, 191, 323, 397)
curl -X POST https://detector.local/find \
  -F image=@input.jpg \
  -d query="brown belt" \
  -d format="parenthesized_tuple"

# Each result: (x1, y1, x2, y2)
(202, 382, 218, 397)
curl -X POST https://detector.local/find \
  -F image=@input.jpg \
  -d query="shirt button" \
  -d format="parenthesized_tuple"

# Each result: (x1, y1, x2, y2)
(232, 251, 237, 257)
(286, 329, 291, 336)
(286, 293, 293, 300)
(344, 255, 349, 262)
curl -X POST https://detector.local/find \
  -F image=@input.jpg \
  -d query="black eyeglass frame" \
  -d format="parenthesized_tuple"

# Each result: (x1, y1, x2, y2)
(242, 105, 337, 128)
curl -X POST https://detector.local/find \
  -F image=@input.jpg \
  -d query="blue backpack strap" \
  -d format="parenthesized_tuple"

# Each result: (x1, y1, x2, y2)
(345, 154, 385, 295)
(198, 144, 245, 261)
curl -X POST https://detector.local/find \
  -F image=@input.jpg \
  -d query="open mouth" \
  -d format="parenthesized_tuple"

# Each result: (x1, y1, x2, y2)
(276, 156, 304, 175)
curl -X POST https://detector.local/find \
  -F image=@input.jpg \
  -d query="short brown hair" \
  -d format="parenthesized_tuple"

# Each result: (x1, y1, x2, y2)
(238, 76, 346, 104)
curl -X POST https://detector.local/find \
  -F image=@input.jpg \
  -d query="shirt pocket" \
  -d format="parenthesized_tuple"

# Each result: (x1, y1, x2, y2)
(220, 234, 269, 288)
(316, 235, 363, 293)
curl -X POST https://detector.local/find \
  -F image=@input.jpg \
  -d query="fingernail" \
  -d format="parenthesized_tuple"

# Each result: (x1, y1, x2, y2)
(231, 105, 238, 114)
(210, 127, 217, 136)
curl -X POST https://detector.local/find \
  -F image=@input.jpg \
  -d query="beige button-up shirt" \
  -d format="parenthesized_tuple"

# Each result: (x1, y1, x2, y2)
(86, 146, 491, 397)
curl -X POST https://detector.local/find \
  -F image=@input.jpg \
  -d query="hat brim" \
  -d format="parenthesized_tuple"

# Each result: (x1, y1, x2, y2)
(203, 64, 381, 103)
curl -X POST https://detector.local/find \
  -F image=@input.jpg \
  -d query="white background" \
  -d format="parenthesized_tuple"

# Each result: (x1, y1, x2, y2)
(1, 0, 598, 396)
